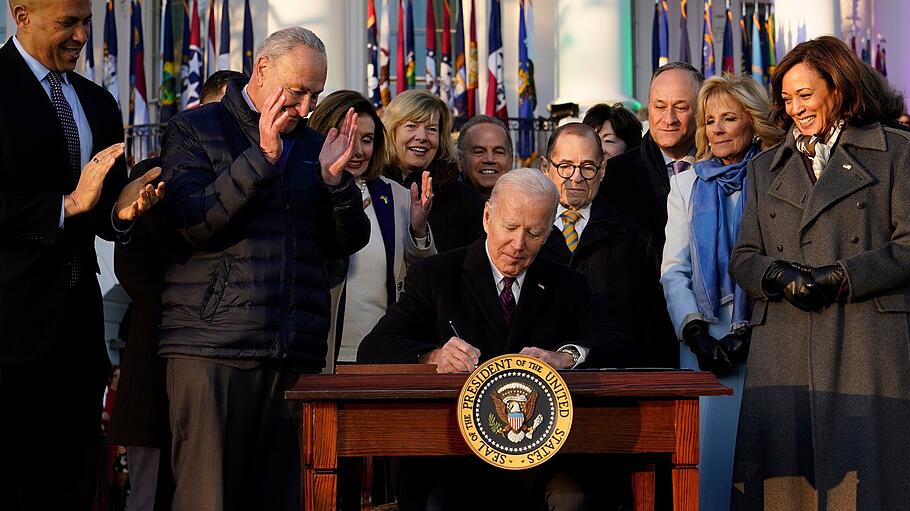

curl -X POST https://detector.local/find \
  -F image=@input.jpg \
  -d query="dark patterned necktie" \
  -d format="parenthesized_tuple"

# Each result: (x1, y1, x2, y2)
(47, 71, 83, 287)
(46, 71, 82, 183)
(500, 277, 516, 326)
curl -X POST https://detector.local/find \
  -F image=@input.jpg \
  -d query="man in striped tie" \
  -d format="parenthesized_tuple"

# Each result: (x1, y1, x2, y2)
(539, 123, 674, 368)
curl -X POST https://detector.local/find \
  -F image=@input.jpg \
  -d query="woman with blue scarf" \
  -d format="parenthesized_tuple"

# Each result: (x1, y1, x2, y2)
(660, 74, 783, 511)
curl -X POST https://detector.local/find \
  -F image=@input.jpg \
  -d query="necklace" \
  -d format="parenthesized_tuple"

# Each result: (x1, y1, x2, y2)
(357, 179, 371, 209)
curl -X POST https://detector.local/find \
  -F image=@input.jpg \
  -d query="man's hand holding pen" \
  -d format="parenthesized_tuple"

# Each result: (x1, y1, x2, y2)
(420, 337, 481, 373)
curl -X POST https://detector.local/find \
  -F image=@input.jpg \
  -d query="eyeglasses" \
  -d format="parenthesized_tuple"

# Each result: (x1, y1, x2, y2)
(546, 157, 602, 180)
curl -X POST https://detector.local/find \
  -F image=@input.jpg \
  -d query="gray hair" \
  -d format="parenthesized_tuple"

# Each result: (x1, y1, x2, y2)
(255, 26, 326, 62)
(649, 61, 704, 89)
(457, 115, 514, 160)
(489, 168, 558, 220)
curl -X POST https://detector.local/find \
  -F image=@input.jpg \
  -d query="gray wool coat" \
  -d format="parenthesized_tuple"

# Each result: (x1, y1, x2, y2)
(729, 123, 910, 511)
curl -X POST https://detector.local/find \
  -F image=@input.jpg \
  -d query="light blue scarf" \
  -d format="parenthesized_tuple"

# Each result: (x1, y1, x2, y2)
(690, 144, 758, 331)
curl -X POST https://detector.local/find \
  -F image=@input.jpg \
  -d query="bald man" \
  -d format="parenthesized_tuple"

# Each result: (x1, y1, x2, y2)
(1, 1, 162, 508)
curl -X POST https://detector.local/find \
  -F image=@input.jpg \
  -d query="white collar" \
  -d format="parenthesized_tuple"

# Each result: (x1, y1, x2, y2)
(13, 35, 67, 86)
(660, 147, 696, 167)
(557, 202, 592, 222)
(241, 85, 259, 112)
(484, 239, 527, 289)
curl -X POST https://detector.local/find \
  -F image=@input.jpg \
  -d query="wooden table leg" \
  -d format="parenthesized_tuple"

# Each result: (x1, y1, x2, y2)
(631, 463, 656, 511)
(671, 399, 699, 511)
(302, 402, 339, 511)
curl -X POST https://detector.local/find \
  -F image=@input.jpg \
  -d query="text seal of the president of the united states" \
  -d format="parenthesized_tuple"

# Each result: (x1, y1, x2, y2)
(457, 354, 573, 470)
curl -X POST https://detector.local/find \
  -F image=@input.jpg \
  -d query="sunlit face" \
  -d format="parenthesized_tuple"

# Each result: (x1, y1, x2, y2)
(14, 0, 92, 72)
(597, 121, 629, 160)
(393, 114, 440, 174)
(483, 189, 552, 277)
(462, 123, 513, 197)
(704, 94, 755, 165)
(542, 133, 604, 210)
(254, 45, 327, 133)
(781, 62, 839, 137)
(345, 115, 375, 178)
(648, 69, 699, 158)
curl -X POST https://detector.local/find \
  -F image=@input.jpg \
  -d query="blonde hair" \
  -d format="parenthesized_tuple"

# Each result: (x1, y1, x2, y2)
(695, 74, 784, 161)
(381, 90, 457, 169)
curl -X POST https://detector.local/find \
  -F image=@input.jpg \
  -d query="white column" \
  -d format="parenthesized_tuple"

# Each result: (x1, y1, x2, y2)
(773, 0, 839, 56)
(265, 0, 364, 94)
(871, 0, 910, 102)
(554, 0, 634, 112)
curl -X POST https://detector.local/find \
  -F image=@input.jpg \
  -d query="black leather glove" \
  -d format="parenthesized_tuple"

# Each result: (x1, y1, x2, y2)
(811, 264, 848, 305)
(762, 260, 826, 312)
(682, 320, 733, 372)
(717, 330, 751, 365)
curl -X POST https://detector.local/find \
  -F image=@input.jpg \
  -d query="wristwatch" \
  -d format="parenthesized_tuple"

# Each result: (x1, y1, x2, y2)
(559, 346, 581, 368)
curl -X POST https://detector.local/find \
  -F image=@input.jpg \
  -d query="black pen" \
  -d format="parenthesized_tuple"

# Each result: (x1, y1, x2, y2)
(448, 320, 461, 339)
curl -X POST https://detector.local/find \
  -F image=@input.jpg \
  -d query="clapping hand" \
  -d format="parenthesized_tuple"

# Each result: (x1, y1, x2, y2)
(259, 87, 292, 165)
(115, 167, 165, 221)
(409, 171, 433, 238)
(64, 143, 125, 218)
(319, 107, 359, 186)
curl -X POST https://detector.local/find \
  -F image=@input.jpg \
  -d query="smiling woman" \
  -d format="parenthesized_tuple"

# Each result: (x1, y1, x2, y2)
(660, 73, 783, 511)
(729, 36, 910, 510)
(382, 89, 485, 251)
(309, 90, 437, 369)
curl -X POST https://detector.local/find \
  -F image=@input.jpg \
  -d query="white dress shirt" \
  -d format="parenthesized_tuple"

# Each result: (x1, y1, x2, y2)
(483, 240, 588, 367)
(661, 148, 697, 178)
(554, 202, 593, 240)
(14, 36, 93, 227)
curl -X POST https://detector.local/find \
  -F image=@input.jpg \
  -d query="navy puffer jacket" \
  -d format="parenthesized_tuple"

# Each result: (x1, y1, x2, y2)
(158, 80, 369, 369)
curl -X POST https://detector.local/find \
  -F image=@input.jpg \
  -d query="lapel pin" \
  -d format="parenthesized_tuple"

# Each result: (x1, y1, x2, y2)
(537, 283, 546, 290)
(380, 195, 389, 204)
(843, 164, 852, 169)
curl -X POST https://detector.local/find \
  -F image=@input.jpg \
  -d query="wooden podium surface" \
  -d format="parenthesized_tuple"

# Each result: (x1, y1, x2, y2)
(286, 369, 731, 511)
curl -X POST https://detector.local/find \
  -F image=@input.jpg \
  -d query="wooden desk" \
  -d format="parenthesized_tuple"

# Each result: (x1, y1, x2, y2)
(286, 370, 731, 511)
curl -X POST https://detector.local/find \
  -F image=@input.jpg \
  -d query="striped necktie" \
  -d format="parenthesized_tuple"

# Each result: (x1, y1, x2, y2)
(560, 210, 582, 253)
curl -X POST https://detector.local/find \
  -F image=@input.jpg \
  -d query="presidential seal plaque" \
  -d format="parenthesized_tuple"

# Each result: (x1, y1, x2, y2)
(457, 354, 573, 470)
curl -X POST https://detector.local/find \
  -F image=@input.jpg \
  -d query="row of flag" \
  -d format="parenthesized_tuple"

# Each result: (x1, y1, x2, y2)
(653, 0, 777, 84)
(365, 1, 536, 163)
(849, 29, 888, 77)
(88, 0, 256, 130)
(656, 0, 888, 85)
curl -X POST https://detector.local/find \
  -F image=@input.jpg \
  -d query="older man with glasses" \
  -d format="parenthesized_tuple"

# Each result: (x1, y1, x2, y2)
(538, 123, 673, 368)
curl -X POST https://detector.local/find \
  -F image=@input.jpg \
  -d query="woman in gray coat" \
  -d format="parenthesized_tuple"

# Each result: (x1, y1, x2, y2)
(730, 35, 910, 510)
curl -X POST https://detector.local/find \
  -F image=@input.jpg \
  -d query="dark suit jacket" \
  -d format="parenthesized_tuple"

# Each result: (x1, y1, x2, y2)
(357, 238, 603, 366)
(109, 157, 170, 448)
(601, 132, 672, 254)
(539, 196, 677, 368)
(0, 38, 127, 364)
